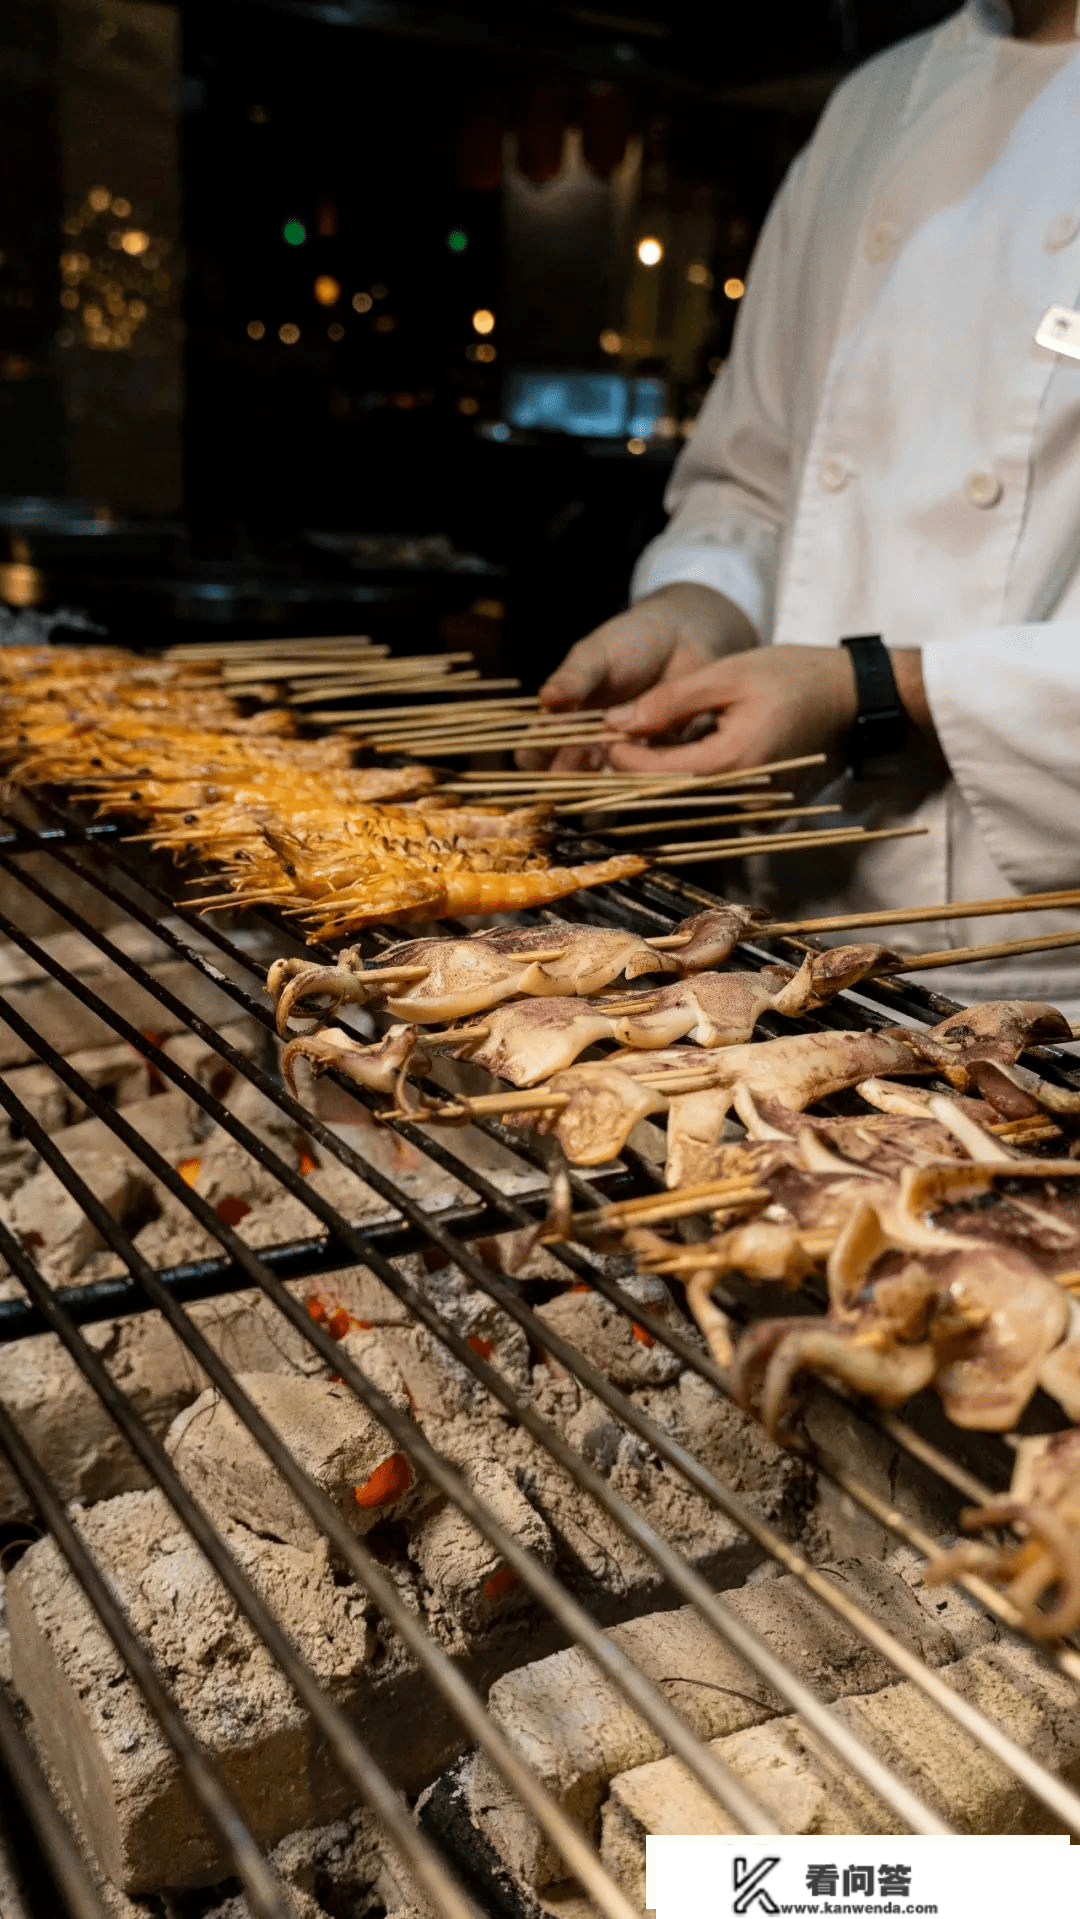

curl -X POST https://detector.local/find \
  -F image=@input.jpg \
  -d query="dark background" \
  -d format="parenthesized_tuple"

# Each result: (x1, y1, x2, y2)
(0, 0, 956, 681)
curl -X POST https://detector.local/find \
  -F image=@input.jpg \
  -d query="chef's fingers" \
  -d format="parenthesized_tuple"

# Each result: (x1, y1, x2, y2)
(515, 743, 607, 771)
(606, 729, 743, 775)
(539, 630, 617, 711)
(606, 659, 735, 737)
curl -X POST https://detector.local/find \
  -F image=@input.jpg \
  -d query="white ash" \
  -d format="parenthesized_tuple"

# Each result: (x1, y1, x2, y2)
(6, 1488, 376, 1893)
(166, 1371, 422, 1553)
(0, 1269, 406, 1524)
(534, 1277, 684, 1389)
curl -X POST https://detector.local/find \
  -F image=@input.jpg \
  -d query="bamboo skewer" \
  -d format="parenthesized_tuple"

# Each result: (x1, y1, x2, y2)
(369, 713, 615, 749)
(885, 926, 1080, 974)
(377, 728, 629, 756)
(553, 789, 794, 816)
(661, 824, 929, 863)
(166, 633, 378, 657)
(643, 885, 1080, 951)
(604, 803, 844, 837)
(223, 652, 392, 684)
(766, 886, 1080, 937)
(573, 755, 828, 809)
(316, 675, 491, 705)
(326, 693, 542, 727)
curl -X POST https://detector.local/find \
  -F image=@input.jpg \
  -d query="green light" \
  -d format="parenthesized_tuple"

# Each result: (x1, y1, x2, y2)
(282, 219, 307, 247)
(447, 228, 468, 254)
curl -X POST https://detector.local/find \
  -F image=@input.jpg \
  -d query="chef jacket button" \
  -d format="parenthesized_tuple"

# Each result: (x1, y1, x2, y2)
(866, 221, 896, 265)
(819, 455, 851, 492)
(965, 469, 1003, 509)
(1045, 211, 1079, 253)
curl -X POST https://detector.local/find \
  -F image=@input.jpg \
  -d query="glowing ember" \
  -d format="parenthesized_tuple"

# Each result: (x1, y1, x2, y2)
(306, 1294, 351, 1341)
(467, 1334, 495, 1360)
(177, 1157, 201, 1187)
(482, 1565, 518, 1602)
(631, 1323, 655, 1349)
(354, 1453, 413, 1509)
(297, 1148, 318, 1177)
(215, 1195, 251, 1227)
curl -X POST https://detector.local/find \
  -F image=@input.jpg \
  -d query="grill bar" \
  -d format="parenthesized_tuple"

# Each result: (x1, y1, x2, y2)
(0, 1683, 109, 1919)
(0, 1191, 588, 1344)
(0, 846, 959, 1831)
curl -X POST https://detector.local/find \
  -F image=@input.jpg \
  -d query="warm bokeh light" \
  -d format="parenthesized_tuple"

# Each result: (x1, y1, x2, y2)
(724, 276, 745, 300)
(111, 196, 132, 218)
(636, 237, 663, 267)
(373, 313, 396, 333)
(88, 186, 111, 213)
(686, 262, 712, 287)
(314, 274, 341, 307)
(120, 229, 150, 256)
(60, 289, 78, 310)
(457, 395, 479, 415)
(247, 319, 265, 340)
(475, 342, 496, 363)
(278, 322, 300, 344)
(352, 291, 373, 313)
(472, 308, 495, 335)
(83, 305, 103, 326)
(627, 436, 647, 454)
(599, 328, 622, 354)
(327, 321, 345, 341)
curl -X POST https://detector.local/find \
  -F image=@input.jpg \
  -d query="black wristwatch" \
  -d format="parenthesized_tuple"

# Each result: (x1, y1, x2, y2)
(840, 634, 907, 775)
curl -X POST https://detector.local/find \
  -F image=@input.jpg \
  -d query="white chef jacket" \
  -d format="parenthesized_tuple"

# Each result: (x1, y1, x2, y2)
(631, 0, 1080, 1012)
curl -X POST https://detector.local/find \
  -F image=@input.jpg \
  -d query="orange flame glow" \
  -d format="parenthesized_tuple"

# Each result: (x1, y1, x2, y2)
(482, 1565, 518, 1602)
(354, 1453, 413, 1509)
(177, 1157, 202, 1187)
(306, 1294, 351, 1341)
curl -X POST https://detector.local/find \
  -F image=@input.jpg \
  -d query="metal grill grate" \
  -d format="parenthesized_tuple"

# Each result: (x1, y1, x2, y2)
(3, 790, 1080, 1916)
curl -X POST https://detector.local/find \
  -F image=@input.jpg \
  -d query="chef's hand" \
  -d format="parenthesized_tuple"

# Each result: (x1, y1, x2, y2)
(518, 582, 758, 769)
(604, 644, 934, 773)
(604, 646, 854, 774)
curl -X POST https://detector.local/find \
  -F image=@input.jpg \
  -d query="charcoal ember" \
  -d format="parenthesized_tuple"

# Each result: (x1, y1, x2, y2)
(408, 1458, 553, 1636)
(534, 1276, 683, 1388)
(167, 1370, 421, 1551)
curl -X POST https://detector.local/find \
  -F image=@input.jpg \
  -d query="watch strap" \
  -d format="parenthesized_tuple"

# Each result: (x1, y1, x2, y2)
(840, 634, 906, 774)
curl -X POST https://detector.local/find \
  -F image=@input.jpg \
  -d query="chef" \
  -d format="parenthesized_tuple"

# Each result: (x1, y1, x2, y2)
(538, 0, 1080, 1012)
